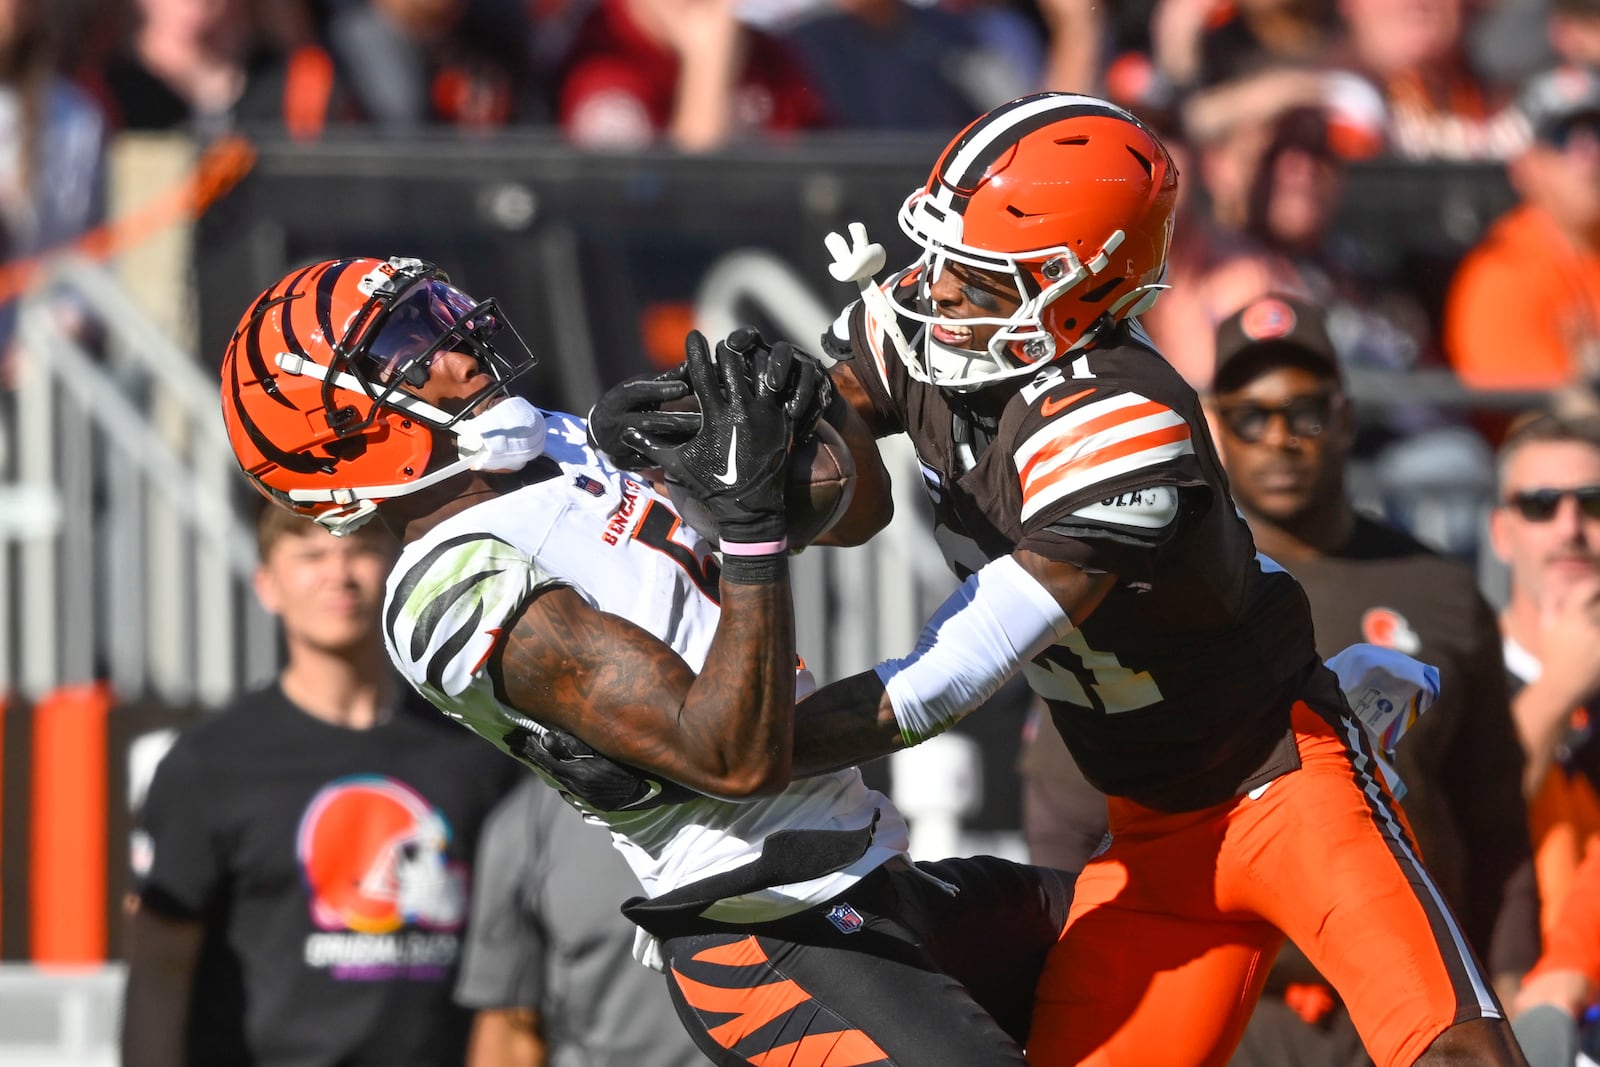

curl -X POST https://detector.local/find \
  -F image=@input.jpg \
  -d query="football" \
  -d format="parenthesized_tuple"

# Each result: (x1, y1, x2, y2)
(667, 420, 856, 552)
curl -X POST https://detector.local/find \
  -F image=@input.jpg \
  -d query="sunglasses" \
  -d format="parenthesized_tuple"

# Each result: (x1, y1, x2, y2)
(1504, 486, 1600, 522)
(1547, 116, 1600, 153)
(1214, 393, 1338, 444)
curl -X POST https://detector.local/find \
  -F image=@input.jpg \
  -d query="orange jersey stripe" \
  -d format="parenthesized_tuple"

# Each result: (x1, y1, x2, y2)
(1023, 423, 1192, 509)
(672, 967, 812, 1047)
(747, 1029, 889, 1067)
(691, 935, 769, 968)
(1018, 397, 1170, 490)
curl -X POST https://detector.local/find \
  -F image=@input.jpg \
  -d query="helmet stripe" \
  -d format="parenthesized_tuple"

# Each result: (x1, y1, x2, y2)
(226, 348, 331, 475)
(935, 94, 1140, 206)
(313, 259, 356, 353)
(244, 259, 321, 408)
(385, 533, 511, 649)
(275, 259, 323, 371)
(242, 298, 295, 407)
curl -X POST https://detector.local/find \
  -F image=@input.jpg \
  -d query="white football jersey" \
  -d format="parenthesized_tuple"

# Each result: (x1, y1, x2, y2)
(384, 411, 907, 923)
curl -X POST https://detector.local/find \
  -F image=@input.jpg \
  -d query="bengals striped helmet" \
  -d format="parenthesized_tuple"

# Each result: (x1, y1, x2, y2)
(893, 93, 1179, 389)
(220, 256, 537, 533)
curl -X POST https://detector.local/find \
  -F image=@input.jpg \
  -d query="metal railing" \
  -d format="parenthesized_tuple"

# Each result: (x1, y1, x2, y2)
(6, 255, 276, 706)
(0, 963, 121, 1067)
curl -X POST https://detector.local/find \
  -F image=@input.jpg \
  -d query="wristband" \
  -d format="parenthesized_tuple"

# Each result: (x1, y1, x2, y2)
(720, 552, 788, 585)
(721, 538, 789, 556)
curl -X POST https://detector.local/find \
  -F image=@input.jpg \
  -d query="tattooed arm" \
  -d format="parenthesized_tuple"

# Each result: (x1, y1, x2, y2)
(490, 575, 797, 800)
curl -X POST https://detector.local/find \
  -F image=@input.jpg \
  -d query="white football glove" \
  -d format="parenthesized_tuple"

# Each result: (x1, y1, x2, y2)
(825, 222, 886, 285)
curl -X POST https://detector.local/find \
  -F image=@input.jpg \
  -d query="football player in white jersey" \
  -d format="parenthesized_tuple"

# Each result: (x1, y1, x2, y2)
(218, 254, 1075, 1067)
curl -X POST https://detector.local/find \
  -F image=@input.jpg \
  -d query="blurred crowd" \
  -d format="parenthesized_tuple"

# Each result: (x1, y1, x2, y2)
(3, 1, 1600, 415)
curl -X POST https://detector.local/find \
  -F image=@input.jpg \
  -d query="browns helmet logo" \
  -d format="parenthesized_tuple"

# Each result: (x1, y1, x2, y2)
(1360, 607, 1421, 656)
(1238, 298, 1299, 344)
(296, 775, 467, 934)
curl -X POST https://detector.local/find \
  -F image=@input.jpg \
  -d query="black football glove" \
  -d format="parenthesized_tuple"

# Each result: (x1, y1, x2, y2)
(620, 329, 797, 548)
(721, 326, 837, 444)
(586, 367, 696, 470)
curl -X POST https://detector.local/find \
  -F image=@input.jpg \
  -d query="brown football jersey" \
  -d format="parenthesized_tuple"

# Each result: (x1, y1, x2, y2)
(831, 294, 1336, 811)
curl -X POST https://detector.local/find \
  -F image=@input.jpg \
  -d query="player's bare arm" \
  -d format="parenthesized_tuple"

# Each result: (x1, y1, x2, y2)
(792, 547, 1115, 777)
(490, 576, 796, 799)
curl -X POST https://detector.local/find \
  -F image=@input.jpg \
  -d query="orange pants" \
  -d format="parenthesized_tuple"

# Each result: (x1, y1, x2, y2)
(1027, 704, 1501, 1067)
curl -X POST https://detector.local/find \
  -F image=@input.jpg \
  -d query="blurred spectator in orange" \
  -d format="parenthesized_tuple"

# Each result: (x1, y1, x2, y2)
(1512, 837, 1600, 1063)
(779, 0, 1039, 131)
(1446, 64, 1600, 399)
(1330, 0, 1523, 160)
(1489, 412, 1600, 942)
(87, 0, 353, 139)
(556, 0, 824, 150)
(327, 0, 545, 128)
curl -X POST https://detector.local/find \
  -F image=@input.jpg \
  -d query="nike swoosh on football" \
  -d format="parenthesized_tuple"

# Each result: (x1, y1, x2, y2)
(1040, 387, 1096, 419)
(714, 426, 740, 485)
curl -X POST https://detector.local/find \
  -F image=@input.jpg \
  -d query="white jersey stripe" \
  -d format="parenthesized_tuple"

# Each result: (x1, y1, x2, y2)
(1013, 391, 1155, 469)
(1017, 401, 1186, 474)
(930, 95, 1092, 212)
(1020, 433, 1195, 522)
(934, 94, 1132, 211)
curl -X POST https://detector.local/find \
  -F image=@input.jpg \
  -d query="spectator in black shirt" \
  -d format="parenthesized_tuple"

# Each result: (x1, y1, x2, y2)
(120, 505, 519, 1067)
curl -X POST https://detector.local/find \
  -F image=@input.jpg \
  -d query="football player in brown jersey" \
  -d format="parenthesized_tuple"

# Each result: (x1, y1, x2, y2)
(606, 94, 1527, 1066)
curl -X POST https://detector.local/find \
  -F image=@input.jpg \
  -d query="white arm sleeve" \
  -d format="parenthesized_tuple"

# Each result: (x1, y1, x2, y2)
(875, 555, 1074, 747)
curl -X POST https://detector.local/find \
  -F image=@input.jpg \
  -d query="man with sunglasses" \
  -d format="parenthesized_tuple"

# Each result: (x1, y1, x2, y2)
(1211, 294, 1538, 1064)
(1488, 414, 1600, 942)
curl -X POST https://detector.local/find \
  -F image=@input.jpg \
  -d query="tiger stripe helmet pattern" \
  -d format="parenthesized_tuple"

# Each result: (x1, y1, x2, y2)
(893, 93, 1180, 389)
(220, 256, 536, 533)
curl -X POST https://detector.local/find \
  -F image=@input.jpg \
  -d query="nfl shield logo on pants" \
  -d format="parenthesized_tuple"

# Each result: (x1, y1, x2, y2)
(826, 903, 864, 934)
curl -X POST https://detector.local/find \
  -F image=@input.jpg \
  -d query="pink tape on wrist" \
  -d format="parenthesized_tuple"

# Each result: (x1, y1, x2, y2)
(721, 537, 788, 556)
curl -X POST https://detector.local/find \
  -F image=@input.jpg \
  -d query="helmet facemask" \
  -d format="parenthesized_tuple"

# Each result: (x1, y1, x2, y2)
(892, 189, 1164, 392)
(322, 259, 537, 439)
(254, 257, 542, 534)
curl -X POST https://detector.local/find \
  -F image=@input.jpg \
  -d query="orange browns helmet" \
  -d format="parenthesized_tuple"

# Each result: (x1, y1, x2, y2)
(893, 93, 1179, 389)
(220, 256, 537, 533)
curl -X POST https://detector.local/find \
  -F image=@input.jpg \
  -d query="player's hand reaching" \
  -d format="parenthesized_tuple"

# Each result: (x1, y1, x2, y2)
(719, 326, 839, 443)
(587, 367, 696, 470)
(619, 329, 798, 552)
